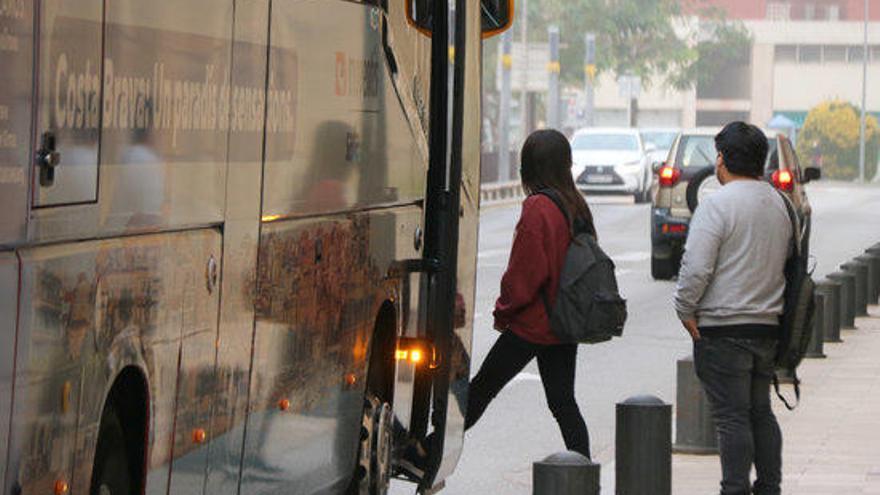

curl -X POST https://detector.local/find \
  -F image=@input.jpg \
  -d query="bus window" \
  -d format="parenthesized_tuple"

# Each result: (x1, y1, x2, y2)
(407, 0, 513, 38)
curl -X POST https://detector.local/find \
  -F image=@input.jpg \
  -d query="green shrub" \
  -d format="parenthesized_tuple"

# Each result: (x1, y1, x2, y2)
(796, 100, 879, 180)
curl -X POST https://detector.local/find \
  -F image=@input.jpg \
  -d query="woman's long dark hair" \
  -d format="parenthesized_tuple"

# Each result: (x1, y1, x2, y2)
(520, 129, 597, 237)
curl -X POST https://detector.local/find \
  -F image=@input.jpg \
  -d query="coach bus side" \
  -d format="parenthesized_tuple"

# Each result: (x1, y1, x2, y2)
(0, 0, 501, 494)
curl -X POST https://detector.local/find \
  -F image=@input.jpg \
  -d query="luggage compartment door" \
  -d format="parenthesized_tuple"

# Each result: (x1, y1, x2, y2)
(31, 0, 104, 207)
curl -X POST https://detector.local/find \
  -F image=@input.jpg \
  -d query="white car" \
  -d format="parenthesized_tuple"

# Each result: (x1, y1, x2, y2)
(570, 127, 655, 203)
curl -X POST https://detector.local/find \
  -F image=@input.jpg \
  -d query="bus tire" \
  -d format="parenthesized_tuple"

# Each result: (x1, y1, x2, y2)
(351, 394, 392, 495)
(90, 405, 132, 495)
(349, 305, 396, 495)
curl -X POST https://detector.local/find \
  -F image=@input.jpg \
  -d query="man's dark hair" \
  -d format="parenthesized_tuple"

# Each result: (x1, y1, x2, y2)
(714, 122, 768, 178)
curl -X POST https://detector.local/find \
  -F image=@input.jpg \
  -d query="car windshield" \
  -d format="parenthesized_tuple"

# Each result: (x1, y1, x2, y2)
(641, 131, 677, 150)
(675, 135, 780, 171)
(674, 136, 716, 169)
(765, 138, 780, 171)
(571, 134, 639, 151)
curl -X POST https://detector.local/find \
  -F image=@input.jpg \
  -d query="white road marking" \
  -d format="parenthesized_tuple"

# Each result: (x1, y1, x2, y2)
(478, 248, 510, 259)
(512, 372, 542, 383)
(612, 251, 651, 262)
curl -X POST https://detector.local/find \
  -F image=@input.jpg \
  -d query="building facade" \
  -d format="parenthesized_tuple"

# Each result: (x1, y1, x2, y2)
(588, 0, 880, 129)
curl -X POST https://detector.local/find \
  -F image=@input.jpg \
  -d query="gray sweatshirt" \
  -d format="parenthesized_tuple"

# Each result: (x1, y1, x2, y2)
(674, 179, 793, 327)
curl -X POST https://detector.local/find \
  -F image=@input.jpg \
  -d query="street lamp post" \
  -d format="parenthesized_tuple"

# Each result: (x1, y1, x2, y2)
(520, 0, 528, 142)
(859, 0, 869, 182)
(547, 25, 560, 129)
(584, 33, 596, 128)
(499, 32, 512, 183)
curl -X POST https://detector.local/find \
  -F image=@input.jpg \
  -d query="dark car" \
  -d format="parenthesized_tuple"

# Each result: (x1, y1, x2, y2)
(649, 128, 821, 280)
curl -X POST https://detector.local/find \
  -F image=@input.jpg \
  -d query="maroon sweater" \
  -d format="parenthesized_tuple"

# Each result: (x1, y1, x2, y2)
(493, 194, 571, 345)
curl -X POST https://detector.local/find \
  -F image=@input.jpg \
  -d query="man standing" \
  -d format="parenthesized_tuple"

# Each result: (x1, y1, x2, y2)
(674, 122, 792, 495)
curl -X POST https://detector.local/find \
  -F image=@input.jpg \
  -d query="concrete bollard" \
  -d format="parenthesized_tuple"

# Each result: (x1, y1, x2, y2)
(533, 451, 600, 495)
(805, 292, 826, 358)
(816, 280, 842, 343)
(616, 395, 671, 495)
(856, 253, 879, 305)
(865, 247, 880, 303)
(841, 261, 869, 317)
(828, 271, 856, 330)
(853, 254, 877, 306)
(673, 356, 717, 454)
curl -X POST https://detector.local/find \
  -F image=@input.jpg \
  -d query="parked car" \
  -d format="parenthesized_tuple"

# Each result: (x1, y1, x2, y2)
(650, 128, 821, 280)
(570, 127, 655, 203)
(640, 127, 679, 165)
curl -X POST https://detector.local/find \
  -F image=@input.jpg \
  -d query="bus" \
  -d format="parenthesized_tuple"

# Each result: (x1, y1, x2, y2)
(0, 0, 511, 494)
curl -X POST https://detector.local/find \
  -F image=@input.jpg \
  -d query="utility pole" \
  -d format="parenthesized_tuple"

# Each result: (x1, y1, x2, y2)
(547, 25, 561, 129)
(498, 31, 512, 182)
(859, 0, 869, 182)
(584, 33, 596, 127)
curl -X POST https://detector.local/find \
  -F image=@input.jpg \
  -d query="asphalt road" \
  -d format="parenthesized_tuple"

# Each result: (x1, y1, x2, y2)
(393, 180, 880, 495)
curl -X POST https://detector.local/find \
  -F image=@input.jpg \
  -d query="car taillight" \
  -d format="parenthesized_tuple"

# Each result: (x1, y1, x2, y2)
(772, 169, 794, 192)
(658, 164, 681, 187)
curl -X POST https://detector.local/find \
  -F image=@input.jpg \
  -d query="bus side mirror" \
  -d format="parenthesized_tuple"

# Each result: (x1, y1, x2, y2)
(479, 0, 514, 38)
(803, 166, 821, 183)
(407, 0, 514, 38)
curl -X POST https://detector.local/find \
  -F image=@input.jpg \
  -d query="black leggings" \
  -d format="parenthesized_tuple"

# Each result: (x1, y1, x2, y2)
(465, 330, 591, 458)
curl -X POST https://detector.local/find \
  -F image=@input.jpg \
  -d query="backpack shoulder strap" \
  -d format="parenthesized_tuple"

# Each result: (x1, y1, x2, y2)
(535, 188, 595, 238)
(773, 371, 800, 410)
(775, 190, 800, 259)
(535, 188, 570, 225)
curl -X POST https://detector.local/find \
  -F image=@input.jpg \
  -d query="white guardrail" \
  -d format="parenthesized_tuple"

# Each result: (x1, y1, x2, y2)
(479, 181, 525, 204)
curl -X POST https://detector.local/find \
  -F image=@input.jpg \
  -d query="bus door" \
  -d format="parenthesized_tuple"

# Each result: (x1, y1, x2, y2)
(31, 0, 103, 208)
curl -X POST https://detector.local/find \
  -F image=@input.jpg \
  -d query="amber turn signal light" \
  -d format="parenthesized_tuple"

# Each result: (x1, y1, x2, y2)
(395, 338, 438, 369)
(54, 480, 69, 495)
(192, 428, 207, 444)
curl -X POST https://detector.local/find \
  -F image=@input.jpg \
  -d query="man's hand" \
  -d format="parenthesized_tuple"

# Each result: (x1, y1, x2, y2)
(681, 319, 701, 341)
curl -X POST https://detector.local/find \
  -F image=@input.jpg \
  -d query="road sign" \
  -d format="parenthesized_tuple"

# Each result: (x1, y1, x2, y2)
(618, 75, 641, 99)
(496, 42, 549, 93)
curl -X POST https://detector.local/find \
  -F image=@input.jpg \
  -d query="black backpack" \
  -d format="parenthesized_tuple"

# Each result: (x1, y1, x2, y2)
(773, 191, 816, 410)
(538, 190, 627, 344)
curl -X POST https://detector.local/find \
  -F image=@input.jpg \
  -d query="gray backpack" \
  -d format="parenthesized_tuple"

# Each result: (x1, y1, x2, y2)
(539, 190, 628, 344)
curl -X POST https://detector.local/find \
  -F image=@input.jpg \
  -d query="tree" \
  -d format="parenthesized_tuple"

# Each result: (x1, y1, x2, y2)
(796, 100, 880, 180)
(483, 0, 751, 90)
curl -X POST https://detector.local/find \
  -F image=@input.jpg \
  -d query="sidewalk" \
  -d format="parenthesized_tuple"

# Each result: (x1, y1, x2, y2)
(673, 305, 880, 494)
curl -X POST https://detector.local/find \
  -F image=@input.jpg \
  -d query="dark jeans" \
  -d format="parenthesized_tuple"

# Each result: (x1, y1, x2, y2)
(694, 337, 782, 495)
(466, 330, 591, 458)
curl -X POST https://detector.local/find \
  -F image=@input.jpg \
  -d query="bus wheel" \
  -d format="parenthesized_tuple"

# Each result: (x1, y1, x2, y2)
(353, 394, 393, 495)
(89, 406, 132, 495)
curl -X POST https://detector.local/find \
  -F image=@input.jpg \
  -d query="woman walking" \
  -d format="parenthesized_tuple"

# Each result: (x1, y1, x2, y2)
(466, 129, 596, 458)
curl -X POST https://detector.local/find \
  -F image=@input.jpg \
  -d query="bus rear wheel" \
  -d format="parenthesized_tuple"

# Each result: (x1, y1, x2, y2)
(90, 406, 132, 495)
(352, 394, 393, 495)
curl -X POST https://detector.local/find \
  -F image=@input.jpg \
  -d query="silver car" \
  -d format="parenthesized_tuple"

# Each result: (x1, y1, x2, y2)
(570, 127, 655, 203)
